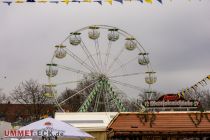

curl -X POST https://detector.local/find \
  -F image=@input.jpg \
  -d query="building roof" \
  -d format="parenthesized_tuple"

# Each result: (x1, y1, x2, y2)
(0, 104, 56, 122)
(55, 112, 118, 131)
(107, 111, 210, 135)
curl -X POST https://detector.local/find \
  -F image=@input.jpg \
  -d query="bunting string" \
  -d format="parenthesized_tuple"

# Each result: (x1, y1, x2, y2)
(177, 75, 210, 97)
(0, 0, 202, 6)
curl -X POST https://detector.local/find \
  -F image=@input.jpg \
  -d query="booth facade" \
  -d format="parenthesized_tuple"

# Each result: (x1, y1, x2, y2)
(55, 112, 118, 140)
(107, 112, 210, 140)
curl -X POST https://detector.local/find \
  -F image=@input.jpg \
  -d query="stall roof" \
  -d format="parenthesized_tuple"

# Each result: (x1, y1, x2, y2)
(107, 111, 210, 135)
(55, 112, 118, 131)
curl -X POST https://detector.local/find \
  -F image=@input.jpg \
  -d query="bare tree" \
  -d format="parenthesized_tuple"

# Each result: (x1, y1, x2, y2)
(0, 89, 10, 104)
(184, 89, 210, 111)
(58, 88, 85, 112)
(10, 79, 54, 121)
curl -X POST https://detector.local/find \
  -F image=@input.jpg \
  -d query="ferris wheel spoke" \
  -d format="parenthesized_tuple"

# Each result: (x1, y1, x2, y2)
(104, 41, 112, 73)
(109, 72, 145, 79)
(57, 65, 88, 75)
(54, 80, 82, 86)
(59, 80, 99, 105)
(94, 39, 103, 72)
(106, 47, 125, 74)
(96, 39, 103, 72)
(65, 48, 95, 72)
(111, 83, 143, 109)
(110, 79, 144, 92)
(109, 56, 138, 75)
(80, 40, 101, 72)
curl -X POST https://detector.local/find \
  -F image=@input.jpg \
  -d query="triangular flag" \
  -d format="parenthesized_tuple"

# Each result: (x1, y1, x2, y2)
(94, 0, 102, 5)
(61, 0, 69, 4)
(72, 0, 80, 3)
(37, 0, 48, 3)
(201, 79, 207, 85)
(3, 1, 12, 5)
(26, 0, 35, 2)
(50, 0, 59, 3)
(181, 90, 185, 97)
(145, 0, 152, 3)
(15, 0, 24, 3)
(157, 0, 162, 3)
(106, 0, 112, 5)
(177, 92, 181, 98)
(114, 0, 123, 4)
(83, 0, 91, 2)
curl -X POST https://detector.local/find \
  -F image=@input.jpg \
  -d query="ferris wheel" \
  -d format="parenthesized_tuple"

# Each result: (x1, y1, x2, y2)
(45, 25, 157, 112)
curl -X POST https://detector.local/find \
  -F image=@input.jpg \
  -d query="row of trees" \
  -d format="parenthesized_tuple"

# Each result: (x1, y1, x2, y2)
(1, 78, 210, 124)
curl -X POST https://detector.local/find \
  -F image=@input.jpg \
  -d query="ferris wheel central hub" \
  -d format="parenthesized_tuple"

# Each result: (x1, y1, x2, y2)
(97, 74, 108, 81)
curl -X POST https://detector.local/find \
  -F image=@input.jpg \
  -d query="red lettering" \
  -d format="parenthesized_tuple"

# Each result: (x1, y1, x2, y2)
(4, 130, 9, 137)
(25, 130, 30, 136)
(17, 130, 24, 136)
(10, 130, 17, 137)
(4, 130, 34, 137)
(163, 95, 179, 101)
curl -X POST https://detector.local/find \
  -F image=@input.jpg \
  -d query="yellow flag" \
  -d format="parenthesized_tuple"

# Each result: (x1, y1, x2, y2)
(61, 0, 69, 4)
(15, 0, 24, 3)
(145, 0, 152, 3)
(38, 0, 48, 3)
(84, 0, 91, 2)
(177, 92, 181, 98)
(107, 0, 112, 5)
(207, 75, 210, 80)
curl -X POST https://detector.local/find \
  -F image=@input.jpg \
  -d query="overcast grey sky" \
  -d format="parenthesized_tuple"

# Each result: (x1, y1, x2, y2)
(0, 0, 210, 97)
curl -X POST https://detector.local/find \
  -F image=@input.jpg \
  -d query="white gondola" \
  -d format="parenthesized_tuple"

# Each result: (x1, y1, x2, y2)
(55, 45, 67, 59)
(88, 26, 100, 40)
(46, 63, 58, 77)
(43, 84, 56, 98)
(125, 37, 137, 51)
(145, 71, 157, 84)
(69, 32, 81, 46)
(108, 28, 119, 41)
(138, 53, 150, 65)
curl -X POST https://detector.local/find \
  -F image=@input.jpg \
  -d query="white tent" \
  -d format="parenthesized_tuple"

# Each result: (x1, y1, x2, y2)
(5, 118, 94, 139)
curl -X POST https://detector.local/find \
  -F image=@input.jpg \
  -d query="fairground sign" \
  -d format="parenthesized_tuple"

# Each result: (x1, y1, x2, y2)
(4, 122, 65, 138)
(4, 128, 64, 137)
(143, 94, 200, 108)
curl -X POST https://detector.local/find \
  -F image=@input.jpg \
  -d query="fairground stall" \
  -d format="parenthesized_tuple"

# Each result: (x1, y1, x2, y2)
(55, 112, 118, 140)
(107, 112, 210, 140)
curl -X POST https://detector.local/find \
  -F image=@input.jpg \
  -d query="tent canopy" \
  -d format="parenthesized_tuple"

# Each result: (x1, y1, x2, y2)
(5, 118, 94, 139)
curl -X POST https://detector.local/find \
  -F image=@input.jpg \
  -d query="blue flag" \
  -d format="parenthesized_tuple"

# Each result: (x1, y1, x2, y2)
(26, 0, 35, 2)
(94, 0, 102, 5)
(114, 0, 123, 4)
(157, 0, 162, 3)
(3, 1, 12, 5)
